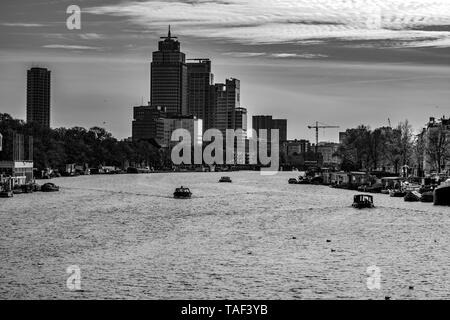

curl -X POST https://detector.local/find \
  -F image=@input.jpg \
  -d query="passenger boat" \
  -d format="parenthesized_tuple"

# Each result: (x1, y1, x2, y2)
(420, 192, 434, 203)
(0, 190, 13, 198)
(389, 189, 406, 197)
(174, 187, 192, 199)
(288, 178, 298, 184)
(219, 176, 232, 183)
(41, 183, 60, 192)
(404, 191, 421, 202)
(434, 179, 450, 206)
(352, 194, 375, 209)
(297, 177, 310, 185)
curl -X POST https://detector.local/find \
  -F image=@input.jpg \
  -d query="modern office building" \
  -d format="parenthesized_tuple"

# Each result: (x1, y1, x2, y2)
(158, 115, 203, 149)
(187, 59, 214, 131)
(132, 104, 166, 142)
(284, 139, 312, 156)
(272, 119, 287, 142)
(213, 78, 241, 135)
(27, 67, 51, 128)
(235, 107, 248, 132)
(252, 115, 287, 142)
(151, 27, 188, 116)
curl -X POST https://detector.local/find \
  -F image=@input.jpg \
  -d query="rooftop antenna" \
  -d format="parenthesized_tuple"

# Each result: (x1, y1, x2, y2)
(161, 25, 177, 39)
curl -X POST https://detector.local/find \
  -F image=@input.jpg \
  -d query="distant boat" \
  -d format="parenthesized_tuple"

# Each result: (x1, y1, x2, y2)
(174, 187, 192, 199)
(404, 191, 421, 202)
(434, 179, 450, 206)
(352, 194, 375, 209)
(0, 190, 13, 198)
(420, 192, 434, 203)
(389, 189, 406, 197)
(219, 176, 232, 183)
(41, 183, 60, 192)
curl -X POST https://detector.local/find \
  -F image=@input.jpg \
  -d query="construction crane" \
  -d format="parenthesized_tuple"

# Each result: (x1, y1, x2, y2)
(307, 121, 340, 154)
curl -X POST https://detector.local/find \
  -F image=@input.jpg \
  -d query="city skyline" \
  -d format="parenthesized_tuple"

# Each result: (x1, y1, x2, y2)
(1, 0, 450, 142)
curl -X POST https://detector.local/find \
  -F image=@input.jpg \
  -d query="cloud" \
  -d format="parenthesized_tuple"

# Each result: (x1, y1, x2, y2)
(1, 23, 47, 27)
(42, 44, 101, 50)
(223, 52, 266, 58)
(85, 0, 450, 47)
(271, 53, 328, 59)
(79, 33, 105, 40)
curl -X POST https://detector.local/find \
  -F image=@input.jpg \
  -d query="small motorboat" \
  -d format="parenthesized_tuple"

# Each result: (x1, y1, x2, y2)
(389, 189, 406, 197)
(434, 179, 450, 206)
(219, 176, 232, 183)
(41, 183, 60, 192)
(404, 191, 421, 202)
(0, 190, 14, 198)
(420, 192, 434, 203)
(380, 189, 390, 195)
(288, 178, 298, 184)
(174, 186, 192, 199)
(21, 184, 34, 194)
(352, 194, 375, 209)
(297, 177, 310, 185)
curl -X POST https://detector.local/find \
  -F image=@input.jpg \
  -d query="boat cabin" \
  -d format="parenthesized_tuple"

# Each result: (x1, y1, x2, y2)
(352, 194, 374, 209)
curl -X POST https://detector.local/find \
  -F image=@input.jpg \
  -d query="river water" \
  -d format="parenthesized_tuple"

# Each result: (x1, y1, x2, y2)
(0, 171, 449, 300)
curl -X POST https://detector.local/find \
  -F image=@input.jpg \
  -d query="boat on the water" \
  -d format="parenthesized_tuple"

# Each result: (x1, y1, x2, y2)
(352, 194, 375, 209)
(434, 179, 450, 206)
(219, 176, 232, 183)
(420, 192, 434, 203)
(174, 187, 192, 199)
(404, 191, 421, 202)
(297, 177, 310, 185)
(0, 190, 13, 198)
(41, 183, 60, 192)
(389, 189, 406, 198)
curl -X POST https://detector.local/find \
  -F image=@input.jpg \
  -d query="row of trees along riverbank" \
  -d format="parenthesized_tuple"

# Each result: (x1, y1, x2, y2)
(336, 120, 450, 175)
(0, 113, 162, 171)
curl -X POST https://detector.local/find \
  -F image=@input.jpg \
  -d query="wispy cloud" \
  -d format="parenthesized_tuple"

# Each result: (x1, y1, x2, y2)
(223, 52, 266, 58)
(271, 53, 328, 59)
(1, 23, 47, 27)
(85, 0, 450, 47)
(42, 44, 101, 50)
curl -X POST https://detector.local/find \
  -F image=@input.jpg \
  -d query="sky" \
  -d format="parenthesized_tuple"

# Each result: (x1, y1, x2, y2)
(0, 0, 449, 142)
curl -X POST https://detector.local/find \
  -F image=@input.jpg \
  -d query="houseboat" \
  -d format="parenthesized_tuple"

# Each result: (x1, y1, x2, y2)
(434, 179, 450, 206)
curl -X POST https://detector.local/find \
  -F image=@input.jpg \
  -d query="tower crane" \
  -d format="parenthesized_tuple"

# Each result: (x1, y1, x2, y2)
(307, 121, 340, 154)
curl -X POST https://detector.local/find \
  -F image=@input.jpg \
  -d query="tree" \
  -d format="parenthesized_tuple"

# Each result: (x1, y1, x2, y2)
(426, 126, 450, 173)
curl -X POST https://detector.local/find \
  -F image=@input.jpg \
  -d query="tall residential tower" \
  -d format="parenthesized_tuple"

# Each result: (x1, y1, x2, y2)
(27, 67, 51, 128)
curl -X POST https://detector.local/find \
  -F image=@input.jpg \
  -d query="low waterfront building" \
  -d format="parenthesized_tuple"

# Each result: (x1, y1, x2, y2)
(317, 142, 340, 167)
(0, 161, 34, 184)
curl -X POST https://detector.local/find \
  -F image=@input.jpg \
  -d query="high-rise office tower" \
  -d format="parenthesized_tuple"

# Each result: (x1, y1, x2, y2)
(252, 115, 287, 142)
(132, 104, 166, 142)
(213, 78, 241, 135)
(151, 26, 188, 116)
(27, 67, 51, 128)
(187, 59, 214, 131)
(272, 119, 287, 142)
